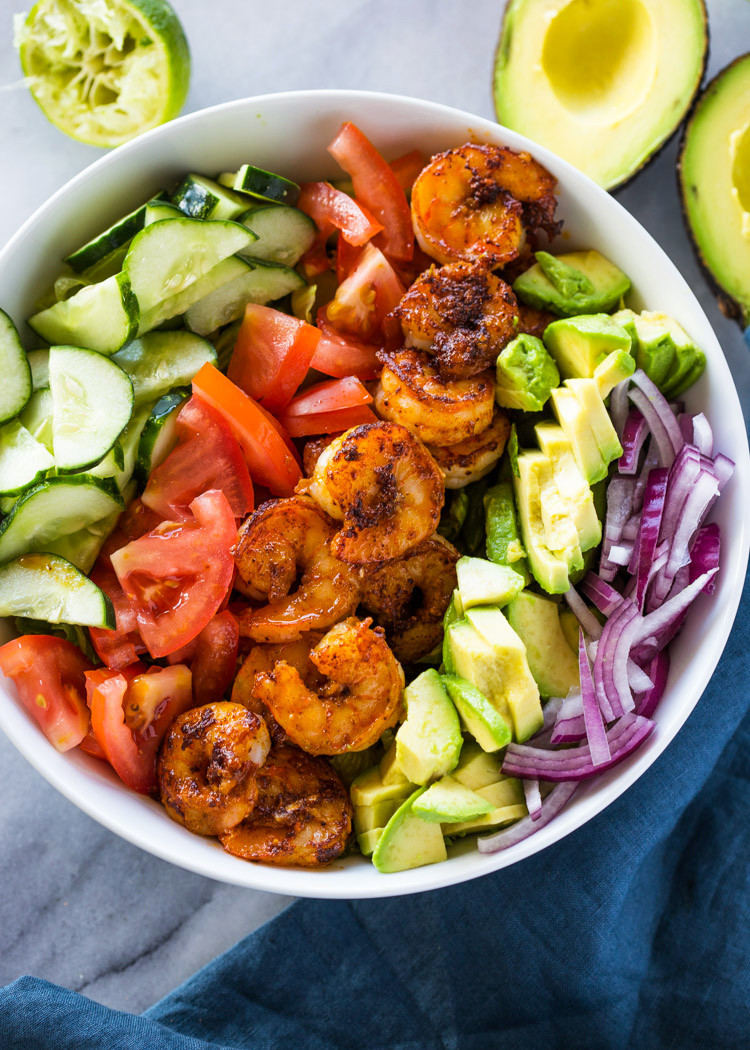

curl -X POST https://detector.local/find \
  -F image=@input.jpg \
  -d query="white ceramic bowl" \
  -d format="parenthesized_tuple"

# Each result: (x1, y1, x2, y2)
(0, 91, 747, 899)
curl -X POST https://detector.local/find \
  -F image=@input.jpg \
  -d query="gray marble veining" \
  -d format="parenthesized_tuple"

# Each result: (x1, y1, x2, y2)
(0, 0, 748, 1017)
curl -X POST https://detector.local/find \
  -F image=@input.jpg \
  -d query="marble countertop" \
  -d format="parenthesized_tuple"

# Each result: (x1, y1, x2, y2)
(0, 0, 748, 1016)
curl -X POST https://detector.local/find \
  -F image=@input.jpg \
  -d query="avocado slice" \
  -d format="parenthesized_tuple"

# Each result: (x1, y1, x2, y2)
(612, 309, 705, 397)
(441, 674, 512, 752)
(456, 555, 525, 610)
(505, 591, 580, 699)
(350, 766, 415, 807)
(679, 54, 750, 327)
(379, 741, 414, 787)
(550, 386, 608, 485)
(494, 0, 707, 190)
(446, 778, 527, 836)
(353, 798, 401, 836)
(565, 379, 623, 465)
(513, 251, 631, 317)
(395, 669, 462, 785)
(512, 449, 573, 592)
(594, 349, 636, 398)
(372, 788, 448, 873)
(357, 828, 385, 857)
(543, 314, 631, 380)
(534, 422, 601, 552)
(412, 775, 494, 823)
(495, 332, 560, 411)
(483, 482, 531, 583)
(452, 742, 505, 790)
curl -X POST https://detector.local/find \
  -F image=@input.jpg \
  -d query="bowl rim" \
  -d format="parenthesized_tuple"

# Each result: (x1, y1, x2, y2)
(0, 88, 748, 900)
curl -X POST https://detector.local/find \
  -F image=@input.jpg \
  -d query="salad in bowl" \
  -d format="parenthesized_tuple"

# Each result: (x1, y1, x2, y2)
(0, 92, 745, 897)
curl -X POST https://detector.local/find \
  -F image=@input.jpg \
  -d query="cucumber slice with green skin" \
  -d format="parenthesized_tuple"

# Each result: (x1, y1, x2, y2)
(137, 255, 252, 335)
(0, 553, 114, 628)
(144, 199, 186, 226)
(0, 420, 55, 496)
(112, 330, 217, 407)
(64, 191, 168, 273)
(49, 346, 134, 472)
(135, 387, 190, 486)
(230, 164, 301, 206)
(0, 310, 32, 425)
(27, 349, 49, 391)
(239, 204, 317, 266)
(124, 216, 256, 317)
(171, 174, 250, 221)
(0, 475, 123, 564)
(20, 387, 53, 453)
(82, 245, 129, 283)
(42, 511, 119, 574)
(28, 273, 139, 356)
(185, 259, 306, 336)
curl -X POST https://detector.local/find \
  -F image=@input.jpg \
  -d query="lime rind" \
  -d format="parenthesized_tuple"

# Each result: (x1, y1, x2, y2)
(15, 0, 190, 148)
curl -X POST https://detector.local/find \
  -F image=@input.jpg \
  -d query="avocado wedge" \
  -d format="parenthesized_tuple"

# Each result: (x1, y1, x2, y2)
(494, 0, 707, 190)
(679, 53, 750, 327)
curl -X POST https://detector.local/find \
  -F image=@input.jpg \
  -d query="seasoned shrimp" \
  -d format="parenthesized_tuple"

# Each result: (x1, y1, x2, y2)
(158, 702, 271, 837)
(397, 262, 519, 378)
(302, 434, 339, 478)
(252, 617, 404, 754)
(307, 422, 444, 563)
(427, 409, 511, 489)
(374, 349, 495, 447)
(411, 143, 560, 267)
(220, 746, 352, 868)
(234, 497, 360, 642)
(360, 535, 459, 663)
(517, 302, 555, 340)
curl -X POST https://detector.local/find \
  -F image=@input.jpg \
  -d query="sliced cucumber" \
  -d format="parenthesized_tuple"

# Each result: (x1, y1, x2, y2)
(64, 192, 168, 273)
(185, 258, 306, 336)
(135, 388, 190, 485)
(230, 164, 300, 206)
(0, 475, 123, 564)
(144, 199, 185, 226)
(27, 349, 49, 390)
(20, 387, 53, 452)
(49, 346, 134, 471)
(112, 331, 216, 407)
(0, 419, 54, 496)
(28, 273, 139, 355)
(124, 216, 256, 319)
(82, 245, 129, 282)
(239, 204, 317, 266)
(54, 274, 91, 302)
(0, 310, 32, 425)
(42, 511, 119, 574)
(0, 552, 114, 627)
(171, 174, 250, 221)
(137, 255, 251, 335)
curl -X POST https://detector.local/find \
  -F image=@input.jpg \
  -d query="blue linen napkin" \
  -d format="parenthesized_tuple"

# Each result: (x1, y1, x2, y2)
(1, 567, 749, 1050)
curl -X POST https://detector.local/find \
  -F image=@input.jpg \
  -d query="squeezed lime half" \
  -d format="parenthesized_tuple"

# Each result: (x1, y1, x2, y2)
(15, 0, 191, 148)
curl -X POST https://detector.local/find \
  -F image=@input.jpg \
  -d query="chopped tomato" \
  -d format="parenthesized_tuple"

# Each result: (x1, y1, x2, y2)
(190, 611, 239, 705)
(328, 122, 414, 262)
(89, 562, 147, 670)
(227, 305, 321, 414)
(78, 728, 107, 760)
(325, 243, 405, 341)
(99, 498, 162, 571)
(142, 395, 253, 523)
(299, 239, 332, 280)
(0, 635, 92, 752)
(311, 312, 382, 381)
(282, 376, 373, 417)
(191, 363, 302, 496)
(110, 489, 236, 659)
(390, 150, 426, 193)
(298, 181, 383, 246)
(87, 663, 193, 794)
(336, 235, 362, 285)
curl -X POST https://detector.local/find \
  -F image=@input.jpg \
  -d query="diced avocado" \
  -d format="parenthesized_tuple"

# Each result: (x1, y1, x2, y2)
(395, 669, 462, 785)
(452, 742, 505, 790)
(353, 799, 401, 836)
(442, 590, 464, 674)
(513, 251, 631, 317)
(612, 309, 705, 397)
(379, 740, 412, 787)
(442, 674, 512, 752)
(550, 386, 608, 484)
(447, 777, 527, 835)
(565, 379, 623, 466)
(543, 314, 631, 380)
(512, 451, 572, 593)
(594, 349, 636, 398)
(559, 608, 580, 654)
(372, 788, 448, 873)
(357, 828, 385, 857)
(350, 766, 414, 807)
(456, 555, 525, 610)
(483, 482, 531, 583)
(505, 591, 580, 698)
(412, 775, 494, 823)
(447, 620, 513, 727)
(464, 606, 544, 742)
(534, 452, 584, 573)
(495, 333, 560, 411)
(534, 423, 601, 552)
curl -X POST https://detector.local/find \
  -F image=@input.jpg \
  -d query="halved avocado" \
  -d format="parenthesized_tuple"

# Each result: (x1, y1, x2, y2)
(679, 54, 750, 326)
(494, 0, 708, 190)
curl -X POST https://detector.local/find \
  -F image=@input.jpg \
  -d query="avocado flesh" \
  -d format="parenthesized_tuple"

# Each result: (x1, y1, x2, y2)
(412, 775, 494, 823)
(452, 742, 505, 790)
(495, 0, 707, 190)
(446, 778, 527, 836)
(395, 669, 462, 785)
(543, 314, 631, 380)
(512, 449, 573, 593)
(680, 54, 750, 326)
(612, 309, 705, 396)
(372, 788, 448, 873)
(535, 422, 601, 552)
(550, 386, 608, 485)
(514, 252, 631, 317)
(506, 591, 580, 699)
(441, 673, 512, 752)
(456, 555, 525, 610)
(495, 332, 560, 411)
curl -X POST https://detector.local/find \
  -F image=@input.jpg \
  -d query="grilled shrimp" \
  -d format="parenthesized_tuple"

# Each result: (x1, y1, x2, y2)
(307, 422, 443, 563)
(360, 535, 459, 663)
(252, 616, 404, 755)
(397, 262, 519, 378)
(374, 349, 495, 447)
(411, 143, 559, 267)
(234, 497, 360, 642)
(220, 746, 352, 868)
(302, 434, 338, 477)
(517, 302, 555, 340)
(158, 702, 271, 837)
(427, 409, 511, 489)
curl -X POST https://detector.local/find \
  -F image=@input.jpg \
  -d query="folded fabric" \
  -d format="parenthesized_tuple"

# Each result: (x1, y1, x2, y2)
(1, 568, 748, 1050)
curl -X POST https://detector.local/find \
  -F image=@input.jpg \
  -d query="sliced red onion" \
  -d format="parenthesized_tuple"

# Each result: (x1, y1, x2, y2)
(677, 413, 694, 445)
(610, 379, 631, 438)
(593, 600, 638, 720)
(579, 573, 622, 616)
(622, 516, 640, 542)
(634, 651, 670, 719)
(629, 369, 685, 463)
(633, 569, 719, 653)
(551, 688, 585, 744)
(600, 477, 636, 577)
(523, 778, 542, 821)
(633, 468, 669, 609)
(608, 543, 633, 566)
(477, 782, 578, 854)
(632, 442, 660, 512)
(664, 469, 719, 582)
(579, 629, 611, 765)
(689, 524, 720, 594)
(713, 454, 735, 491)
(564, 586, 603, 640)
(529, 696, 565, 748)
(619, 410, 648, 474)
(628, 661, 654, 693)
(691, 413, 713, 456)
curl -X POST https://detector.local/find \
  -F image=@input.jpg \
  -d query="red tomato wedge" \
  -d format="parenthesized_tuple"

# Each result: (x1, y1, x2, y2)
(142, 395, 253, 522)
(192, 364, 302, 496)
(311, 312, 382, 381)
(297, 181, 383, 246)
(110, 489, 236, 659)
(390, 150, 427, 193)
(299, 239, 332, 280)
(89, 562, 147, 670)
(98, 498, 162, 571)
(325, 243, 405, 341)
(336, 235, 363, 285)
(78, 728, 107, 760)
(87, 664, 193, 794)
(190, 611, 239, 706)
(282, 376, 373, 416)
(328, 121, 414, 262)
(0, 635, 92, 752)
(279, 404, 377, 438)
(227, 305, 321, 414)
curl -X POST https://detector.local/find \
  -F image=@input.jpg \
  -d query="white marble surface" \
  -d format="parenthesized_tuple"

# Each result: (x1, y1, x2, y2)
(0, 0, 749, 1017)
